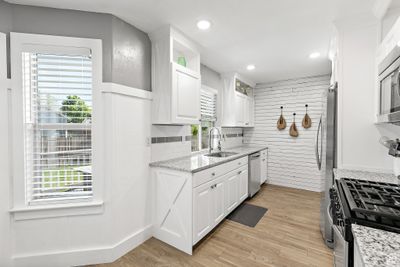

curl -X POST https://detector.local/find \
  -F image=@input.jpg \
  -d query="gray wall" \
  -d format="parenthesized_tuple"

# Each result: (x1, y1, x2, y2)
(200, 64, 223, 90)
(0, 0, 151, 91)
(111, 16, 151, 90)
(0, 1, 12, 34)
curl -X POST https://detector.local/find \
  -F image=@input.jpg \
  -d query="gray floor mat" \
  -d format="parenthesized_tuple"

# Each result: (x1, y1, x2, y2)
(227, 203, 268, 227)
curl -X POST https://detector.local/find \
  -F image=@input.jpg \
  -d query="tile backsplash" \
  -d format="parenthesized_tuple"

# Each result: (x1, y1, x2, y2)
(221, 128, 244, 149)
(151, 125, 244, 162)
(151, 125, 191, 162)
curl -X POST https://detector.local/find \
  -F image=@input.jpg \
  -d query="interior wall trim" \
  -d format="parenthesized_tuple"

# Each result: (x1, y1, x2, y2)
(12, 224, 153, 267)
(102, 82, 153, 100)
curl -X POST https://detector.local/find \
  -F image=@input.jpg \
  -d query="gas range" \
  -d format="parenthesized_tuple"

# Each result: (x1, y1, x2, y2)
(330, 178, 400, 267)
(336, 178, 400, 234)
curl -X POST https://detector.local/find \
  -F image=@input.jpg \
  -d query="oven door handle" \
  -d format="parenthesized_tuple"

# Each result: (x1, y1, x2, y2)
(327, 203, 333, 226)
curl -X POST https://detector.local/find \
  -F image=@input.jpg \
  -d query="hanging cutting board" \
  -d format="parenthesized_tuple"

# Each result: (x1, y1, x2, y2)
(289, 113, 299, 137)
(277, 106, 286, 130)
(302, 104, 312, 129)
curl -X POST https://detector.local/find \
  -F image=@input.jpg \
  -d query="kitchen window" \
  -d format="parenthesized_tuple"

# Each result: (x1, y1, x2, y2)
(10, 33, 103, 218)
(191, 87, 217, 152)
(23, 52, 93, 203)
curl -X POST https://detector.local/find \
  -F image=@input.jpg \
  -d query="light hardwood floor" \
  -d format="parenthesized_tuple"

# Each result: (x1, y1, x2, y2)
(93, 184, 333, 267)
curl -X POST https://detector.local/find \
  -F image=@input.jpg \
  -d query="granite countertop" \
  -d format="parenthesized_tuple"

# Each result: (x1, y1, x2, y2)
(352, 224, 400, 267)
(333, 168, 398, 184)
(149, 145, 268, 173)
(335, 168, 400, 266)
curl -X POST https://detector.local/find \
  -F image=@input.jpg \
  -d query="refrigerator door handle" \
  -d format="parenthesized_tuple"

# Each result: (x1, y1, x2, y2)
(315, 116, 322, 170)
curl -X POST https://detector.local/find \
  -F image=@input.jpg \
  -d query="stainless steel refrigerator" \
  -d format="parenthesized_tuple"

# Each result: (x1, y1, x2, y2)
(316, 82, 337, 248)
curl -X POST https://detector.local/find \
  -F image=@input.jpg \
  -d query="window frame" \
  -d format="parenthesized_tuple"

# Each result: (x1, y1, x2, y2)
(10, 33, 104, 219)
(191, 85, 218, 153)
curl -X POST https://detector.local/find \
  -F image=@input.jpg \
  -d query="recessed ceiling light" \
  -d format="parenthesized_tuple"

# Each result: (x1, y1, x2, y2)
(197, 20, 211, 30)
(309, 52, 321, 59)
(247, 64, 255, 71)
(397, 41, 400, 47)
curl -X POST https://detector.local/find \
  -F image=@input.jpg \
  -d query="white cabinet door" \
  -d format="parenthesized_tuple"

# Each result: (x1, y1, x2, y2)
(212, 176, 226, 226)
(193, 180, 213, 244)
(235, 93, 245, 126)
(172, 64, 200, 124)
(225, 171, 239, 213)
(244, 97, 250, 127)
(238, 168, 249, 202)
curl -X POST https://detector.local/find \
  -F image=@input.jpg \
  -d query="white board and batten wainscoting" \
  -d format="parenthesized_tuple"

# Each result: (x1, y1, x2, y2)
(1, 31, 154, 267)
(244, 75, 330, 192)
(5, 82, 154, 267)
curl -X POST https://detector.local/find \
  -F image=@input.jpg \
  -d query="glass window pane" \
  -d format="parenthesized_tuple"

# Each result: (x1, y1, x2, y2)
(23, 52, 93, 203)
(191, 125, 199, 152)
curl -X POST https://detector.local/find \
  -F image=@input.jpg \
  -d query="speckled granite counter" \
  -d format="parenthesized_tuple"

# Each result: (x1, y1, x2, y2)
(333, 168, 398, 184)
(352, 224, 400, 267)
(334, 168, 400, 267)
(149, 145, 268, 173)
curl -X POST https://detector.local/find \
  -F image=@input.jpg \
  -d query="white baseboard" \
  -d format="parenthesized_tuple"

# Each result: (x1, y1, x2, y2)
(12, 225, 153, 267)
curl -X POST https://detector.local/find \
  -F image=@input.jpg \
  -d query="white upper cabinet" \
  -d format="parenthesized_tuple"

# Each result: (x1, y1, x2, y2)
(221, 73, 255, 127)
(150, 26, 201, 125)
(377, 15, 400, 64)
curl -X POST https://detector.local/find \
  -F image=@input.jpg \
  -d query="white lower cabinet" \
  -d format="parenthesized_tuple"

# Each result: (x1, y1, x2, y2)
(194, 165, 247, 244)
(152, 156, 249, 255)
(193, 180, 214, 243)
(212, 176, 226, 225)
(238, 168, 249, 202)
(225, 171, 240, 213)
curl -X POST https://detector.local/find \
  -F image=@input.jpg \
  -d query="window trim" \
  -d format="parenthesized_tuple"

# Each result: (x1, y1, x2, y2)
(191, 85, 218, 153)
(10, 33, 104, 218)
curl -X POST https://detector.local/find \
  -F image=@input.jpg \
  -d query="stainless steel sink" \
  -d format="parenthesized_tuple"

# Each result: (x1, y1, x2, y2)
(204, 151, 238, 158)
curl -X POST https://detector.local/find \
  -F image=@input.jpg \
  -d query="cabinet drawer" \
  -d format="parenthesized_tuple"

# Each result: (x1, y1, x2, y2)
(193, 156, 248, 188)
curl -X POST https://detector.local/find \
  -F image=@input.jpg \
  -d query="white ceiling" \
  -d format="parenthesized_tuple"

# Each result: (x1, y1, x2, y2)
(7, 0, 377, 83)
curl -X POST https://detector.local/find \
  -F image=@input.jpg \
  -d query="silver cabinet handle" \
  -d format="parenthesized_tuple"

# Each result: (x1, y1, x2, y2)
(315, 116, 322, 170)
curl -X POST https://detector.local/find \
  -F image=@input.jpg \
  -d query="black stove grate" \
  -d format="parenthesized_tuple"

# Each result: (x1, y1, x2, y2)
(340, 178, 400, 228)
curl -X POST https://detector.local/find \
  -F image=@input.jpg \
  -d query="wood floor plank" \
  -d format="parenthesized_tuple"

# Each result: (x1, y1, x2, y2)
(92, 184, 333, 267)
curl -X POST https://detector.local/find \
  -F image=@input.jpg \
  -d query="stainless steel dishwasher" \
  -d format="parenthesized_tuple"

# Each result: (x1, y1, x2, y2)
(249, 152, 261, 197)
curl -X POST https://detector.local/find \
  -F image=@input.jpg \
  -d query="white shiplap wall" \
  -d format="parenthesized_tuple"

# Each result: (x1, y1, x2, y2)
(244, 75, 330, 192)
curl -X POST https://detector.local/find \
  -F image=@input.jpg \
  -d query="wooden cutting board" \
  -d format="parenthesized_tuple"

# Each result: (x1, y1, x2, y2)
(289, 113, 299, 137)
(302, 104, 312, 129)
(277, 106, 286, 130)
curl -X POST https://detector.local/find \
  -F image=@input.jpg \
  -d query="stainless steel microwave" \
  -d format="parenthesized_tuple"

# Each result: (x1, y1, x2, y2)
(378, 46, 400, 123)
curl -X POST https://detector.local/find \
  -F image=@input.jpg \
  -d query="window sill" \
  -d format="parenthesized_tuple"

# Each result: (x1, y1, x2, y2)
(10, 201, 104, 221)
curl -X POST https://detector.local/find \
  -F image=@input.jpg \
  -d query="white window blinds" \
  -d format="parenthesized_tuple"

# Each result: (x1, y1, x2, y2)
(22, 52, 93, 204)
(200, 89, 217, 121)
